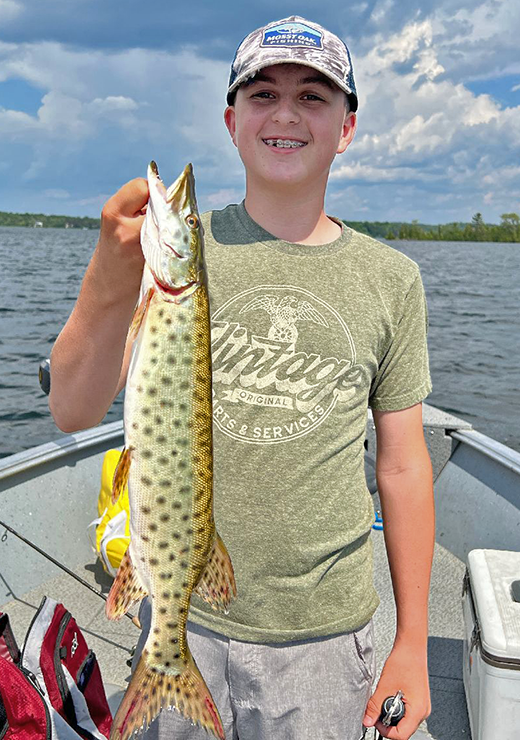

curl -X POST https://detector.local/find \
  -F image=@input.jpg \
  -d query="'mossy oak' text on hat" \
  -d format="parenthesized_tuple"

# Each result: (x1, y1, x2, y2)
(227, 16, 358, 112)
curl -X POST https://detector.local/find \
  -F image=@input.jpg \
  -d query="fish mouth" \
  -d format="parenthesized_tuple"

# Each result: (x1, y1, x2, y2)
(166, 163, 195, 212)
(154, 275, 199, 299)
(148, 161, 196, 213)
(163, 242, 183, 260)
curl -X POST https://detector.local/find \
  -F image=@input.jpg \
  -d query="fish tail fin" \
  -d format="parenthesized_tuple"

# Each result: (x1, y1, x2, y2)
(110, 649, 225, 740)
(195, 532, 237, 612)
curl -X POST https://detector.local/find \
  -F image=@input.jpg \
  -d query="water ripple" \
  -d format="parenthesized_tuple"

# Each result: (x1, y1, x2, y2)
(0, 228, 519, 456)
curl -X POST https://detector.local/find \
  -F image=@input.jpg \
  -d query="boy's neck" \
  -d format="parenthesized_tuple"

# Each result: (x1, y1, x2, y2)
(243, 184, 342, 246)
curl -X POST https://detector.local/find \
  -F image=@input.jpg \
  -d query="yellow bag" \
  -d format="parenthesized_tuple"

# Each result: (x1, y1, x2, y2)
(88, 449, 130, 576)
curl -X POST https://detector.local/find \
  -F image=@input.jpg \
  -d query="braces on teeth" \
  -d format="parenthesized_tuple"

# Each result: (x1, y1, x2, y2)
(265, 139, 306, 148)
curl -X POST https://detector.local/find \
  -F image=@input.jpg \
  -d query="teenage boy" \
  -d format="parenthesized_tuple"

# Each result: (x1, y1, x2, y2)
(50, 16, 434, 740)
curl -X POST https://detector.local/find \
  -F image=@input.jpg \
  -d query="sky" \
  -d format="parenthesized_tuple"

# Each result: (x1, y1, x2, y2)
(0, 0, 519, 224)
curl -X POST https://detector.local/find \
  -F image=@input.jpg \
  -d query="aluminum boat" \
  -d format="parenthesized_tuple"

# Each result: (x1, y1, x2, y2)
(1, 403, 519, 738)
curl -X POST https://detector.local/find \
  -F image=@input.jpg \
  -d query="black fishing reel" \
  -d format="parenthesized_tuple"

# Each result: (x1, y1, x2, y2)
(380, 691, 406, 726)
(39, 359, 51, 395)
(360, 692, 406, 739)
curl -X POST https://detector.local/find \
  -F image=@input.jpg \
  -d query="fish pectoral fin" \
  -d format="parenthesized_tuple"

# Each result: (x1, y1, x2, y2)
(195, 532, 237, 612)
(110, 649, 225, 740)
(111, 446, 132, 505)
(105, 548, 148, 621)
(129, 286, 155, 339)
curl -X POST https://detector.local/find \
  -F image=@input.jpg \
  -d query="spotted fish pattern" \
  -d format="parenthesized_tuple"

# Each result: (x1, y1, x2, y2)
(106, 163, 236, 740)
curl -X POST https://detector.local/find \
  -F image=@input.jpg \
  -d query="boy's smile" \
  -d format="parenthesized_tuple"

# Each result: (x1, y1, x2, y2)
(263, 138, 307, 149)
(224, 63, 356, 192)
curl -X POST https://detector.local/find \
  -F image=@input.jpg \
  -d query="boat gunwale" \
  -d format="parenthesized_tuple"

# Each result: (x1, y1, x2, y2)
(2, 411, 518, 482)
(450, 429, 520, 475)
(0, 421, 124, 481)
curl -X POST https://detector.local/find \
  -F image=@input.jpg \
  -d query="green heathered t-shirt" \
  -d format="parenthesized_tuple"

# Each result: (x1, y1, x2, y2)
(188, 202, 432, 643)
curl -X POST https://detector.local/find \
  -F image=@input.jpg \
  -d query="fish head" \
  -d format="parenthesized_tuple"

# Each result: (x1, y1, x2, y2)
(141, 161, 204, 298)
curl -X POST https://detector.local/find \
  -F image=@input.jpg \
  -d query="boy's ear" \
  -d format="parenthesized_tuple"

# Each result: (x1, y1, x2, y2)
(337, 111, 357, 155)
(224, 106, 237, 147)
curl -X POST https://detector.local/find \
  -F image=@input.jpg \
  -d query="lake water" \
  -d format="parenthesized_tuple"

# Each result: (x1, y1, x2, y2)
(0, 226, 519, 458)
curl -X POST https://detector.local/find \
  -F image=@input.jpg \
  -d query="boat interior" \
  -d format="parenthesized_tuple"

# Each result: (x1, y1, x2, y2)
(1, 402, 519, 739)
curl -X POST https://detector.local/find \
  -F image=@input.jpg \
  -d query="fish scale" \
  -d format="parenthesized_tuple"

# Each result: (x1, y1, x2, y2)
(126, 289, 215, 669)
(105, 162, 236, 740)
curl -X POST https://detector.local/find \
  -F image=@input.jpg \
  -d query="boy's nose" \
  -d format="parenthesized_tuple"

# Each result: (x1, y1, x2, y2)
(271, 99, 300, 125)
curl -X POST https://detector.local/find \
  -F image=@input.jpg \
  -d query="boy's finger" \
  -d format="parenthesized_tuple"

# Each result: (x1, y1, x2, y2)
(373, 714, 417, 739)
(105, 177, 149, 219)
(362, 694, 381, 727)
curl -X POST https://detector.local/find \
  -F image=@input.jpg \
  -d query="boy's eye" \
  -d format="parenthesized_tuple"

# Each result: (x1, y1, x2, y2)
(250, 91, 325, 102)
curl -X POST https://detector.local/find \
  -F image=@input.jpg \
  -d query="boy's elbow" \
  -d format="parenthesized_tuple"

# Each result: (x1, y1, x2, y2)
(49, 393, 103, 434)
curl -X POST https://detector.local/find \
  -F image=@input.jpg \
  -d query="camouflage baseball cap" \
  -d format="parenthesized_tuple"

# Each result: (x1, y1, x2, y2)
(227, 16, 358, 112)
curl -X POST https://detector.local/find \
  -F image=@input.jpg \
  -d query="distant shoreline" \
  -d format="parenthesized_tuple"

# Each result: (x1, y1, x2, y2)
(0, 211, 99, 230)
(1, 210, 519, 243)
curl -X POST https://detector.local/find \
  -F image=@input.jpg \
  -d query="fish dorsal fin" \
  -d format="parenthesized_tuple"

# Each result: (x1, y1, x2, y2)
(111, 446, 132, 505)
(106, 547, 148, 621)
(195, 533, 237, 612)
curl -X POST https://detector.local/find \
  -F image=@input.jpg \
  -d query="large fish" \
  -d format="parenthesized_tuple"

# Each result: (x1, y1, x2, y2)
(106, 162, 236, 740)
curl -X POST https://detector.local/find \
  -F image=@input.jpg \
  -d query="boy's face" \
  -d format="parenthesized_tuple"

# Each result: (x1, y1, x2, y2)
(224, 63, 356, 192)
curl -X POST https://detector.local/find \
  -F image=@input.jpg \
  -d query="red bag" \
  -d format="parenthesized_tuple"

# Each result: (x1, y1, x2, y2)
(0, 597, 113, 739)
(0, 657, 51, 740)
(0, 611, 50, 740)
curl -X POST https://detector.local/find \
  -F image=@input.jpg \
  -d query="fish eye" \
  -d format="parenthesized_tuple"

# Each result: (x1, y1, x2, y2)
(185, 214, 199, 229)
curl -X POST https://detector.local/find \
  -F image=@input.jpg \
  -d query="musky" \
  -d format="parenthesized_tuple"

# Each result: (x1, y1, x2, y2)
(1, 0, 519, 223)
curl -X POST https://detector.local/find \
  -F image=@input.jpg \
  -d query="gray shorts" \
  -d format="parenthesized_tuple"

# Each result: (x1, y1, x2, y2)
(132, 598, 375, 740)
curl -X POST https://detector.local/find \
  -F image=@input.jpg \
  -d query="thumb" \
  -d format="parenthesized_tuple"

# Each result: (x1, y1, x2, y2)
(363, 695, 380, 727)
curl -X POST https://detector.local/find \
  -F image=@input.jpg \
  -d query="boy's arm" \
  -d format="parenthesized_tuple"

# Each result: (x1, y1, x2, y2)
(362, 402, 434, 739)
(49, 178, 148, 433)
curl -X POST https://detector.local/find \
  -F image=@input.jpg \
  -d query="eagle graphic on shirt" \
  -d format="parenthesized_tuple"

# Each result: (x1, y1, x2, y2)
(239, 294, 329, 343)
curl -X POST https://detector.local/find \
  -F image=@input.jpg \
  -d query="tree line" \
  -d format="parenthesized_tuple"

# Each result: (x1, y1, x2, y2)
(1, 209, 519, 242)
(344, 213, 520, 242)
(0, 211, 100, 229)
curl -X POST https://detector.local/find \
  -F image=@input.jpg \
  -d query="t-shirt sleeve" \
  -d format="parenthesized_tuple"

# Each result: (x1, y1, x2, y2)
(369, 271, 432, 411)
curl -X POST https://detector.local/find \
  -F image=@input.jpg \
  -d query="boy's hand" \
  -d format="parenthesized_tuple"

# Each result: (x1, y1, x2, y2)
(95, 177, 149, 300)
(362, 641, 431, 739)
(100, 177, 149, 254)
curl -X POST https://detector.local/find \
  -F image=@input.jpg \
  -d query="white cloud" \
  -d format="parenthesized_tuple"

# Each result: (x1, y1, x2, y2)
(89, 96, 138, 112)
(481, 164, 520, 187)
(0, 107, 37, 135)
(37, 91, 89, 138)
(0, 41, 237, 188)
(430, 0, 520, 83)
(330, 161, 438, 182)
(463, 94, 500, 126)
(205, 188, 242, 208)
(1, 4, 519, 222)
(371, 0, 395, 24)
(326, 186, 370, 213)
(0, 0, 21, 22)
(43, 188, 70, 199)
(328, 14, 520, 221)
(75, 193, 113, 207)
